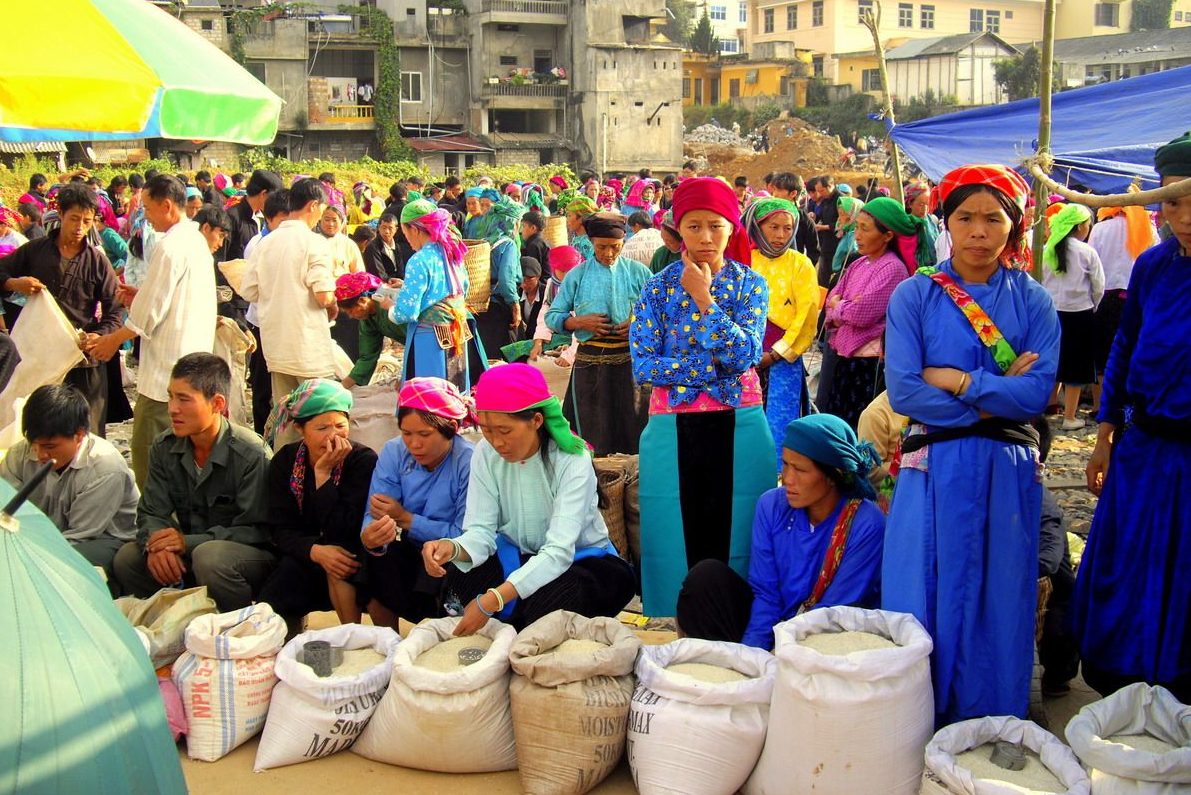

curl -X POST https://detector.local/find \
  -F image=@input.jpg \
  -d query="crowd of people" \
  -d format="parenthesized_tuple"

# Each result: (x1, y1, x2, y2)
(0, 131, 1187, 731)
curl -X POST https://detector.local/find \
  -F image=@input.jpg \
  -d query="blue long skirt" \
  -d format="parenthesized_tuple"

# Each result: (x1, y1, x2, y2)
(401, 317, 487, 391)
(882, 437, 1040, 725)
(765, 357, 805, 474)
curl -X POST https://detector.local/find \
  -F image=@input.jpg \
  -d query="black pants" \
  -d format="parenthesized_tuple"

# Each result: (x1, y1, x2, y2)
(1039, 564, 1080, 690)
(65, 364, 108, 438)
(365, 537, 444, 624)
(257, 554, 368, 623)
(249, 324, 271, 435)
(675, 559, 755, 643)
(445, 554, 636, 631)
(1081, 662, 1191, 705)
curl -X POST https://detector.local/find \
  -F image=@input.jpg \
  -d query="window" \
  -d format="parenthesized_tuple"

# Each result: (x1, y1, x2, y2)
(683, 78, 691, 98)
(969, 8, 983, 30)
(1005, 10, 1013, 18)
(788, 4, 798, 28)
(740, 1, 748, 22)
(812, 55, 824, 76)
(920, 4, 935, 27)
(720, 37, 740, 53)
(710, 4, 727, 20)
(898, 3, 913, 26)
(499, 55, 518, 66)
(694, 77, 704, 104)
(244, 61, 266, 82)
(985, 9, 1000, 32)
(200, 19, 214, 31)
(400, 71, 422, 102)
(862, 68, 882, 91)
(764, 7, 775, 31)
(858, 0, 873, 23)
(1094, 2, 1119, 25)
(1175, 10, 1184, 19)
(813, 0, 824, 25)
(729, 78, 741, 98)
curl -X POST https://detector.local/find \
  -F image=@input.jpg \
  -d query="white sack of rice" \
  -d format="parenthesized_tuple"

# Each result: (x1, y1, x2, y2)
(414, 635, 494, 672)
(547, 638, 608, 656)
(331, 648, 387, 676)
(1104, 733, 1179, 755)
(666, 661, 749, 683)
(799, 629, 897, 655)
(954, 744, 1065, 794)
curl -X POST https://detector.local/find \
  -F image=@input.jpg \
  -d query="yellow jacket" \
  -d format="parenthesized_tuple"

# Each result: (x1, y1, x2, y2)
(750, 248, 820, 362)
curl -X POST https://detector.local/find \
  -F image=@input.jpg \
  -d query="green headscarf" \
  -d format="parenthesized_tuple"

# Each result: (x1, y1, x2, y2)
(265, 378, 353, 447)
(1155, 131, 1191, 178)
(565, 196, 598, 217)
(407, 190, 424, 203)
(1043, 203, 1092, 273)
(485, 196, 527, 251)
(861, 196, 934, 269)
(744, 197, 799, 259)
(399, 198, 439, 224)
(838, 196, 865, 234)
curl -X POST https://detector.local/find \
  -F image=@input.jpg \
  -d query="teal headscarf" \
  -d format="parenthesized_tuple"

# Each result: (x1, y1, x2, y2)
(265, 378, 353, 447)
(783, 414, 880, 500)
(861, 196, 934, 269)
(1043, 203, 1093, 273)
(485, 196, 527, 250)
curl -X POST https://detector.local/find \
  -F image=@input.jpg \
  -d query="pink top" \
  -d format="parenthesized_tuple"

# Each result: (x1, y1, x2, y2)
(649, 368, 763, 414)
(824, 250, 908, 358)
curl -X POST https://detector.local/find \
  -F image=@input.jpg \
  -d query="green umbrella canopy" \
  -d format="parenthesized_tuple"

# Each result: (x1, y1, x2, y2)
(0, 480, 186, 794)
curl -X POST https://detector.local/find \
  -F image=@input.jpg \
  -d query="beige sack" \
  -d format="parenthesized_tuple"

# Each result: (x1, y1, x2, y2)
(509, 611, 643, 795)
(116, 586, 218, 669)
(213, 317, 256, 428)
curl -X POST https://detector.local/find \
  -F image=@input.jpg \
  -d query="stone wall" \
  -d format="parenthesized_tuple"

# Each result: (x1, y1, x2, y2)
(495, 149, 541, 167)
(301, 131, 379, 161)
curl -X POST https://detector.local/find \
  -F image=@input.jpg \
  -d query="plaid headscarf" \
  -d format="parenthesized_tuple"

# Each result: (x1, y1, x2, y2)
(0, 207, 21, 229)
(565, 196, 598, 217)
(265, 378, 353, 448)
(398, 377, 475, 426)
(935, 164, 1033, 269)
(335, 271, 382, 302)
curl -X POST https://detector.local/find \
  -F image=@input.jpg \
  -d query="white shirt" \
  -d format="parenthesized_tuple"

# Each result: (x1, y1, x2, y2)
(241, 219, 337, 378)
(1042, 237, 1106, 313)
(323, 232, 365, 278)
(621, 227, 663, 267)
(935, 229, 952, 263)
(125, 219, 217, 402)
(1087, 213, 1159, 291)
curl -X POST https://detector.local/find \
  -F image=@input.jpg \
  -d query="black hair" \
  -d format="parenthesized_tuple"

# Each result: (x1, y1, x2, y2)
(289, 178, 328, 212)
(22, 384, 89, 441)
(522, 210, 545, 232)
(941, 183, 1025, 260)
(805, 176, 821, 192)
(1030, 415, 1052, 463)
(378, 213, 399, 226)
(55, 184, 99, 215)
(406, 176, 424, 188)
(263, 188, 290, 220)
(294, 410, 349, 429)
(175, 173, 190, 185)
(144, 168, 160, 181)
(734, 175, 749, 188)
(232, 173, 245, 185)
(29, 173, 48, 191)
(773, 172, 804, 193)
(628, 211, 652, 229)
(144, 174, 186, 206)
(821, 174, 835, 188)
(858, 210, 905, 266)
(763, 171, 776, 185)
(388, 183, 407, 203)
(397, 406, 459, 439)
(107, 176, 128, 193)
(350, 225, 376, 244)
(1054, 234, 1074, 274)
(195, 170, 212, 183)
(318, 172, 335, 183)
(17, 202, 42, 223)
(682, 160, 697, 171)
(194, 205, 232, 233)
(638, 168, 653, 179)
(129, 173, 145, 190)
(444, 175, 461, 189)
(170, 352, 230, 401)
(506, 407, 606, 508)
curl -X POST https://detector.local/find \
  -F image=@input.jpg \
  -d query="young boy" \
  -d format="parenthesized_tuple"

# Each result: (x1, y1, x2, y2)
(520, 210, 551, 269)
(0, 384, 138, 589)
(113, 353, 276, 611)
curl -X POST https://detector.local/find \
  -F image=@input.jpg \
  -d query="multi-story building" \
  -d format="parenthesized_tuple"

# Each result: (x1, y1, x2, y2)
(1054, 0, 1191, 39)
(691, 0, 752, 54)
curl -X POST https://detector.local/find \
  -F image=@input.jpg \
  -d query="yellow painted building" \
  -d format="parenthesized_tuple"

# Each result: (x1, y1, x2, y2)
(682, 50, 811, 106)
(1053, 0, 1191, 39)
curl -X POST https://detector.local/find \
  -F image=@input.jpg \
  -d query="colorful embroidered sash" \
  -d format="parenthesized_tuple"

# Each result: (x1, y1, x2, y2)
(290, 443, 343, 511)
(799, 498, 862, 614)
(916, 266, 1017, 374)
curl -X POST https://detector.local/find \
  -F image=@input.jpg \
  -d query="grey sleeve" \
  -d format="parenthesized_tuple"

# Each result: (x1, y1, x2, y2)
(1038, 489, 1065, 578)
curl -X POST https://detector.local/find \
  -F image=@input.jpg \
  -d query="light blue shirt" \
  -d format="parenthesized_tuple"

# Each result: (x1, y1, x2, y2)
(389, 241, 470, 325)
(545, 256, 651, 341)
(361, 434, 474, 545)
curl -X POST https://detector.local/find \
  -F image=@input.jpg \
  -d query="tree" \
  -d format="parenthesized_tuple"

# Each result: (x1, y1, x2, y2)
(690, 11, 720, 56)
(994, 46, 1058, 101)
(662, 0, 696, 45)
(1131, 0, 1174, 30)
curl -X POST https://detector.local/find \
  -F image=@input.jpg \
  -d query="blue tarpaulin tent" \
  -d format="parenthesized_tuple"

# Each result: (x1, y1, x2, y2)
(890, 65, 1191, 193)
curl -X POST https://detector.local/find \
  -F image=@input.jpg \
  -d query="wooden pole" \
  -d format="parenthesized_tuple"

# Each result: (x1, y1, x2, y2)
(863, 1, 904, 204)
(1030, 0, 1058, 267)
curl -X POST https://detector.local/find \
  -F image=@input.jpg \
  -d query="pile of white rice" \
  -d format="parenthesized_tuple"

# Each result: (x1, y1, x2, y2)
(800, 630, 897, 656)
(954, 744, 1064, 794)
(548, 638, 608, 656)
(331, 648, 387, 676)
(1105, 733, 1179, 754)
(414, 635, 495, 672)
(666, 662, 749, 684)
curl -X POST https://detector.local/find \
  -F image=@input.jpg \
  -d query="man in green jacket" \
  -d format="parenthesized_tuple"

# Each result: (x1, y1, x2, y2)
(113, 352, 276, 611)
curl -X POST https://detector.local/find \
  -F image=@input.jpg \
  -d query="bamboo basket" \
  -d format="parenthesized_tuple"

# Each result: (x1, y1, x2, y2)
(543, 215, 568, 249)
(596, 468, 628, 559)
(595, 455, 639, 563)
(463, 239, 492, 313)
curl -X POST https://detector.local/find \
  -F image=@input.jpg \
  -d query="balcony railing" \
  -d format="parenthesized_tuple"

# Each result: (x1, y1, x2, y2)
(481, 0, 568, 16)
(482, 82, 567, 99)
(326, 104, 376, 122)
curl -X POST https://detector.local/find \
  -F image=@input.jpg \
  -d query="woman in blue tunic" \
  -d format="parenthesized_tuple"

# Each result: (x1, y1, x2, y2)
(881, 164, 1060, 725)
(1072, 133, 1191, 703)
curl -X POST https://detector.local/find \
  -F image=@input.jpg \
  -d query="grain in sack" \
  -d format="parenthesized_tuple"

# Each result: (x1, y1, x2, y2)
(746, 606, 935, 795)
(353, 617, 517, 772)
(171, 603, 287, 761)
(628, 638, 776, 795)
(254, 624, 400, 771)
(1065, 683, 1191, 795)
(116, 586, 217, 669)
(509, 611, 642, 795)
(921, 716, 1090, 794)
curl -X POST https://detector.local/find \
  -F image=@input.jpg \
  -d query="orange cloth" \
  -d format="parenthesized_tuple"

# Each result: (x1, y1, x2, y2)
(1097, 205, 1154, 261)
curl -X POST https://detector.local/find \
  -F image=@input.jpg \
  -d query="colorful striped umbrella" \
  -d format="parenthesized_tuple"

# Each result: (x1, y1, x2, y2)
(1, 0, 282, 144)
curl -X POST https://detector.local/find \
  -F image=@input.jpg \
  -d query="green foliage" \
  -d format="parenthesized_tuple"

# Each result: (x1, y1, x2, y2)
(228, 3, 311, 65)
(662, 0, 696, 45)
(461, 163, 576, 187)
(787, 93, 885, 140)
(806, 78, 830, 107)
(690, 12, 720, 56)
(752, 102, 784, 129)
(683, 103, 755, 132)
(344, 4, 415, 162)
(1131, 0, 1174, 29)
(895, 90, 958, 122)
(994, 46, 1059, 101)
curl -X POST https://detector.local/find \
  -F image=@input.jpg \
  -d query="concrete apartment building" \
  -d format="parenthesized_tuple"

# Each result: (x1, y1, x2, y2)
(165, 0, 682, 174)
(691, 0, 753, 53)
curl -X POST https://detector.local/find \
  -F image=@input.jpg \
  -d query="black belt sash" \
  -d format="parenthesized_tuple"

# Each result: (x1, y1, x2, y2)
(901, 417, 1039, 455)
(1131, 408, 1191, 444)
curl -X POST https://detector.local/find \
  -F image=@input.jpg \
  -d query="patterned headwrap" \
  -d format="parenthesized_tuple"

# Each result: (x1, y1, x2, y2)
(1097, 204, 1156, 260)
(479, 187, 501, 203)
(783, 414, 880, 500)
(565, 196, 598, 217)
(0, 207, 21, 229)
(504, 183, 523, 196)
(473, 363, 588, 455)
(549, 176, 569, 191)
(1043, 203, 1092, 273)
(653, 208, 677, 234)
(670, 176, 753, 265)
(903, 182, 929, 206)
(213, 174, 230, 192)
(398, 377, 475, 426)
(935, 164, 1033, 268)
(624, 179, 657, 209)
(485, 196, 527, 246)
(523, 184, 549, 215)
(597, 185, 617, 210)
(861, 196, 934, 271)
(744, 197, 798, 259)
(265, 378, 353, 448)
(401, 199, 469, 267)
(1155, 131, 1191, 178)
(605, 178, 623, 198)
(837, 196, 865, 235)
(335, 271, 382, 302)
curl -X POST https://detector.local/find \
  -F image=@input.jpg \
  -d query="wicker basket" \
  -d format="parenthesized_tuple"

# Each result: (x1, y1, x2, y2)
(596, 468, 628, 559)
(1036, 575, 1053, 645)
(594, 455, 639, 564)
(543, 215, 568, 249)
(463, 239, 492, 313)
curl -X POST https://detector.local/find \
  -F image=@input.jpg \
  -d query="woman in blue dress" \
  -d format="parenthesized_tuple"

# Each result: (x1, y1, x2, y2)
(881, 164, 1060, 725)
(1072, 133, 1191, 702)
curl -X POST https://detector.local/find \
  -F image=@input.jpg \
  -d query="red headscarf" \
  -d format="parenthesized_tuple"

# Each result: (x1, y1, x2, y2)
(547, 245, 582, 275)
(670, 177, 753, 265)
(934, 164, 1033, 269)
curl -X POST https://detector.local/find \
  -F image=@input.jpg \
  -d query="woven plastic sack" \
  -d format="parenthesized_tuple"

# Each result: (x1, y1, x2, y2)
(746, 606, 935, 795)
(353, 617, 517, 773)
(922, 716, 1090, 794)
(509, 611, 642, 794)
(348, 379, 400, 453)
(116, 586, 218, 669)
(629, 638, 776, 795)
(254, 624, 400, 771)
(1066, 683, 1191, 794)
(172, 603, 287, 761)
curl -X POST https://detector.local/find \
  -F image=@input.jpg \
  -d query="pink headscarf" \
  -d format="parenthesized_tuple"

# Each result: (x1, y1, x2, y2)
(0, 207, 20, 229)
(549, 176, 569, 191)
(473, 363, 551, 412)
(624, 179, 657, 208)
(335, 271, 382, 302)
(402, 203, 468, 270)
(548, 245, 583, 275)
(597, 186, 616, 210)
(670, 177, 753, 265)
(398, 377, 474, 425)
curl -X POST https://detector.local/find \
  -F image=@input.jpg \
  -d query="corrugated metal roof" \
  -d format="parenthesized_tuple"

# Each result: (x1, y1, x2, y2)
(407, 134, 493, 153)
(0, 141, 67, 154)
(887, 32, 1017, 60)
(1042, 26, 1191, 64)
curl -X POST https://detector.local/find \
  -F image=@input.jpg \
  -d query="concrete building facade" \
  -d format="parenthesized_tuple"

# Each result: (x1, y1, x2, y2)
(886, 31, 1018, 105)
